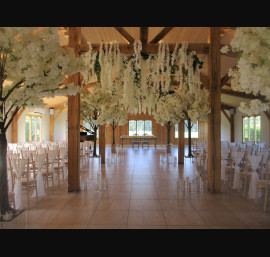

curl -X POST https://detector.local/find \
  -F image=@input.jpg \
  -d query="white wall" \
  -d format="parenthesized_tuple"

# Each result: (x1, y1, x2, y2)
(221, 110, 231, 141)
(6, 106, 50, 144)
(54, 109, 67, 142)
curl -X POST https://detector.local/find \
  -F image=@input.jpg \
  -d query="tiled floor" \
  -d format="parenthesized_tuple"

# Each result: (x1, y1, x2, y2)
(1, 146, 270, 229)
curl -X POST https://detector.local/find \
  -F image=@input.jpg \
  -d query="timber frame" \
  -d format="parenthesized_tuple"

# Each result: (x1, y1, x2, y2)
(67, 27, 267, 193)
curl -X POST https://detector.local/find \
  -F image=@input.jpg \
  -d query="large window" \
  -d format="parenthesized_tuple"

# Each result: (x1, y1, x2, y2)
(129, 120, 152, 136)
(243, 115, 261, 144)
(25, 114, 42, 142)
(175, 121, 199, 138)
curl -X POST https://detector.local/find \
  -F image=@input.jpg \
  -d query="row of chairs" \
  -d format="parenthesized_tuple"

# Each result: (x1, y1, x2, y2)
(222, 145, 270, 211)
(7, 147, 68, 210)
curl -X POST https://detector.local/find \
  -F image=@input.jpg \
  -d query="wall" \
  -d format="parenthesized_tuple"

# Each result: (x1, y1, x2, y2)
(104, 113, 209, 146)
(6, 106, 50, 143)
(221, 110, 231, 141)
(9, 107, 269, 146)
(54, 110, 68, 142)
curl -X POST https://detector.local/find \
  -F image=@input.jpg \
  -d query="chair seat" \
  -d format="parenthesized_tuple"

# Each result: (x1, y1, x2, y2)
(257, 180, 270, 187)
(239, 172, 253, 177)
(21, 178, 36, 184)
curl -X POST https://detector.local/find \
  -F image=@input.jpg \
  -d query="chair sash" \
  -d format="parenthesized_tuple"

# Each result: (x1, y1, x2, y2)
(31, 153, 46, 198)
(10, 158, 28, 210)
(247, 155, 262, 199)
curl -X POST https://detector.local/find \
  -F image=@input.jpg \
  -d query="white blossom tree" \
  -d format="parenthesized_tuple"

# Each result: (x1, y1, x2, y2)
(153, 92, 180, 153)
(80, 83, 113, 157)
(97, 94, 128, 152)
(0, 27, 90, 220)
(173, 85, 210, 157)
(227, 27, 270, 115)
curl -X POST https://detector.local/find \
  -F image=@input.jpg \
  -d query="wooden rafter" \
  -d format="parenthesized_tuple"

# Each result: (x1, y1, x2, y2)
(221, 65, 237, 86)
(150, 27, 174, 43)
(114, 27, 135, 44)
(222, 103, 235, 110)
(221, 107, 231, 123)
(140, 27, 148, 44)
(221, 88, 266, 101)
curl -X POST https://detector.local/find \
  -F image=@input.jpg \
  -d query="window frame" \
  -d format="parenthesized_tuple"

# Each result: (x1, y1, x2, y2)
(25, 114, 42, 142)
(242, 115, 261, 144)
(128, 120, 152, 136)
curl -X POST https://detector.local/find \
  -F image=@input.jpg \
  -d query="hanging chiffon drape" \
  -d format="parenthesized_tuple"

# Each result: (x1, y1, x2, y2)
(31, 154, 46, 198)
(232, 152, 245, 189)
(11, 158, 27, 210)
(248, 155, 262, 199)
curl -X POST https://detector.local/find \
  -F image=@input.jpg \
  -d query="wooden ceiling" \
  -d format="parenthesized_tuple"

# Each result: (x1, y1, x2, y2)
(45, 27, 261, 111)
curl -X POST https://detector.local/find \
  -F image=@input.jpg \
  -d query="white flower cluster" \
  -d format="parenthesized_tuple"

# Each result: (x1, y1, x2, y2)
(239, 99, 269, 116)
(80, 83, 127, 127)
(154, 84, 210, 126)
(0, 27, 92, 132)
(228, 27, 270, 115)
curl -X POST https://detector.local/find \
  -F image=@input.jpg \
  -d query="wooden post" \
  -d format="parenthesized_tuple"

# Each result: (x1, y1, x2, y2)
(230, 111, 235, 142)
(67, 27, 81, 192)
(207, 27, 221, 193)
(99, 124, 106, 164)
(11, 109, 24, 143)
(178, 120, 185, 164)
(49, 110, 54, 142)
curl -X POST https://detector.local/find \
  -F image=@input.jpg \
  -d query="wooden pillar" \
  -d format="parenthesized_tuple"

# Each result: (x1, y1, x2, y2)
(230, 111, 235, 142)
(178, 120, 185, 164)
(49, 109, 54, 142)
(99, 124, 106, 164)
(207, 27, 221, 193)
(11, 109, 24, 143)
(67, 27, 81, 192)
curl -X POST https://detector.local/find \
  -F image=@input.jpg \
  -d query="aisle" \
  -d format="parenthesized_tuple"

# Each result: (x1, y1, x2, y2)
(1, 146, 270, 229)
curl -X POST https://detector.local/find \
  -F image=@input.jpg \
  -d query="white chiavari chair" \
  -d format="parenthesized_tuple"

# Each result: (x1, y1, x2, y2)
(238, 153, 263, 198)
(231, 151, 245, 189)
(221, 147, 231, 183)
(9, 157, 38, 209)
(255, 160, 270, 211)
(47, 149, 63, 187)
(59, 147, 68, 180)
(31, 152, 47, 197)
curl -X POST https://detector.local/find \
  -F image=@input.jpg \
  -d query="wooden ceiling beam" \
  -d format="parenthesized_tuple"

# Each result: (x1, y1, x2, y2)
(150, 27, 174, 43)
(114, 27, 135, 44)
(221, 103, 235, 110)
(79, 42, 237, 58)
(221, 88, 266, 101)
(140, 27, 148, 44)
(79, 42, 210, 55)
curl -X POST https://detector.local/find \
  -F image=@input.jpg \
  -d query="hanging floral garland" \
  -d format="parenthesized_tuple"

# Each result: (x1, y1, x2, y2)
(83, 40, 206, 116)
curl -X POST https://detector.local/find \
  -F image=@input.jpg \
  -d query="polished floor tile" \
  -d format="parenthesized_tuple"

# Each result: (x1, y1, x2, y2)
(1, 146, 270, 229)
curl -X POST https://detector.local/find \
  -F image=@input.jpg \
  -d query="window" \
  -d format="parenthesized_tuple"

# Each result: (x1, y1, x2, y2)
(129, 120, 152, 136)
(243, 115, 261, 144)
(25, 114, 42, 142)
(175, 121, 199, 138)
(83, 120, 98, 138)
